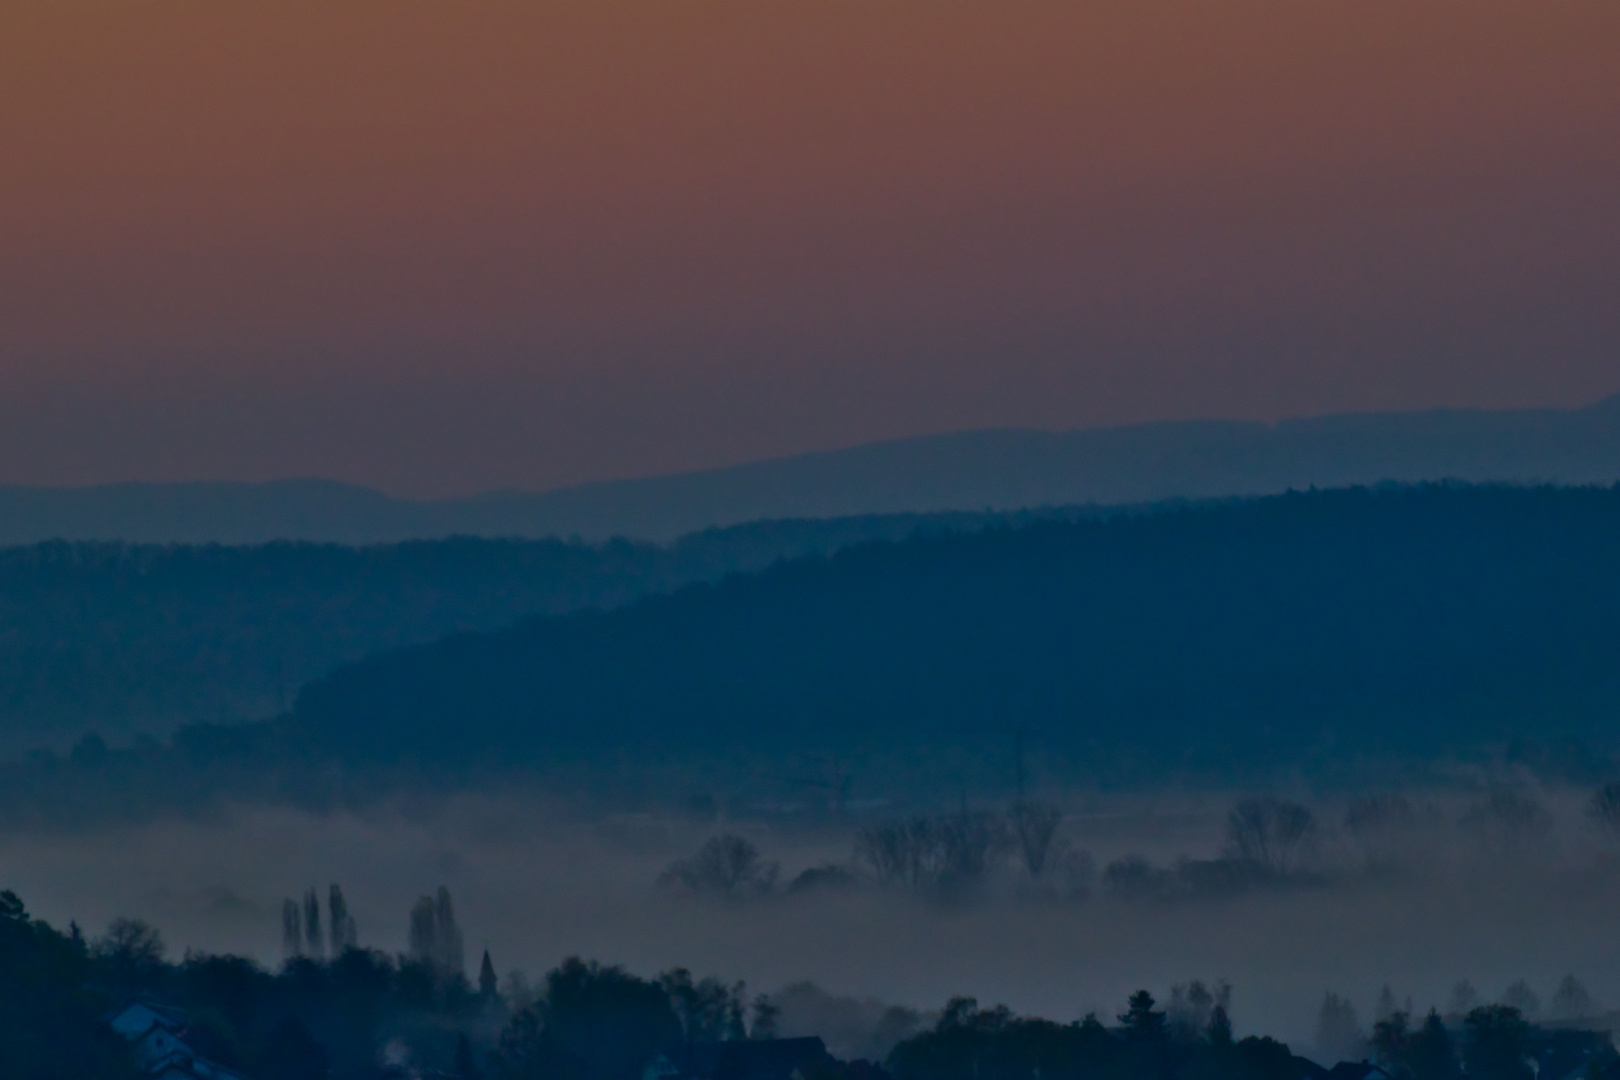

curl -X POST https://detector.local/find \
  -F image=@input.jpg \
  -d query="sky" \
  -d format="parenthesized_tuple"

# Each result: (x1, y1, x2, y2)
(2, 1, 1618, 497)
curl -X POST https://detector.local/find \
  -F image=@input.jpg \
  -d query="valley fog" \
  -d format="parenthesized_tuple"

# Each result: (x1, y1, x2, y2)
(7, 787, 1620, 1054)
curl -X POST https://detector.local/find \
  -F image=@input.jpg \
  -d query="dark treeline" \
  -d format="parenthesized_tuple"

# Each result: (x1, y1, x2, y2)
(0, 507, 1082, 749)
(657, 784, 1620, 907)
(8, 484, 1620, 821)
(291, 484, 1620, 782)
(2, 886, 1608, 1080)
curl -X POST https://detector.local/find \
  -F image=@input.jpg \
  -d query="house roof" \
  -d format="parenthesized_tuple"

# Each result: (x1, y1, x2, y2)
(109, 1001, 190, 1040)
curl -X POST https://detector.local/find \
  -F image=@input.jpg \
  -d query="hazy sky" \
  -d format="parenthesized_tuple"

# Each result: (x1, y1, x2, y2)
(3, 1, 1618, 496)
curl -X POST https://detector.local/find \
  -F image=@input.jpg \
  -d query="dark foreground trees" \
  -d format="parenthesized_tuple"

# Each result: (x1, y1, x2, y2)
(0, 890, 138, 1080)
(886, 993, 1303, 1080)
(0, 885, 1605, 1080)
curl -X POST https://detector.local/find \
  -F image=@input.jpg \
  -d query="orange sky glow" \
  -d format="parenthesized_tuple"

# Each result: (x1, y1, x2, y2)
(2, 2, 1617, 493)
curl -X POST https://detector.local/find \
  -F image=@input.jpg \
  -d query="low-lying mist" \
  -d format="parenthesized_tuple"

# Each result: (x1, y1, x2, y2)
(8, 783, 1620, 1058)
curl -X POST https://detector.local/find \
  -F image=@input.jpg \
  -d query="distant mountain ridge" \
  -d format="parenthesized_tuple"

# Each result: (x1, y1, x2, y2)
(5, 396, 1620, 543)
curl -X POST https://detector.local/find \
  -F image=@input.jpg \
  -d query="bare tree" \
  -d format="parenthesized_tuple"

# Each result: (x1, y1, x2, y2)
(1588, 783, 1620, 844)
(856, 813, 1008, 895)
(1460, 790, 1551, 853)
(1009, 801, 1064, 879)
(95, 917, 167, 989)
(659, 835, 779, 899)
(1225, 798, 1317, 876)
(1344, 794, 1420, 867)
(857, 818, 941, 891)
(937, 812, 1008, 890)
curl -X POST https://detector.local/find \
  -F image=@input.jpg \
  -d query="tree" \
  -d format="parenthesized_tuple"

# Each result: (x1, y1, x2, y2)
(436, 886, 465, 975)
(660, 968, 746, 1045)
(1461, 1005, 1532, 1080)
(540, 958, 683, 1080)
(410, 896, 437, 966)
(93, 916, 166, 993)
(1120, 991, 1168, 1043)
(1008, 801, 1064, 879)
(1446, 981, 1478, 1020)
(1315, 993, 1363, 1063)
(1225, 799, 1316, 876)
(1587, 783, 1620, 843)
(1459, 792, 1551, 853)
(659, 836, 779, 899)
(180, 952, 269, 1044)
(408, 887, 465, 974)
(1206, 1004, 1235, 1048)
(1344, 794, 1420, 867)
(328, 884, 357, 955)
(749, 994, 780, 1040)
(1371, 1011, 1411, 1078)
(1552, 975, 1595, 1019)
(282, 898, 303, 959)
(1233, 1036, 1301, 1080)
(456, 1033, 484, 1080)
(0, 892, 139, 1080)
(1169, 980, 1228, 1042)
(260, 1016, 329, 1080)
(1500, 980, 1540, 1021)
(303, 888, 324, 960)
(935, 812, 1009, 895)
(857, 819, 941, 892)
(1407, 1011, 1460, 1080)
(491, 1007, 556, 1080)
(1116, 991, 1170, 1080)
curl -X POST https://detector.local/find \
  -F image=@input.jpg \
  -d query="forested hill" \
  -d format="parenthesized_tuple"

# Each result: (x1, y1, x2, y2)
(0, 508, 1078, 751)
(292, 484, 1620, 785)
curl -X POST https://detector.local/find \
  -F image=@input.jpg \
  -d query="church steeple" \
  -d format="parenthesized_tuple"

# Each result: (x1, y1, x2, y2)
(478, 948, 498, 999)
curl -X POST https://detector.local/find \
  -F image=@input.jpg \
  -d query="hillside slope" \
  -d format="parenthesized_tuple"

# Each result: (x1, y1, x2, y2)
(292, 484, 1620, 785)
(6, 397, 1620, 543)
(0, 509, 1060, 751)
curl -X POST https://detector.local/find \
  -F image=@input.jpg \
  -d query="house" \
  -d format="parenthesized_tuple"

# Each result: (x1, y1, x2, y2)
(108, 1002, 248, 1080)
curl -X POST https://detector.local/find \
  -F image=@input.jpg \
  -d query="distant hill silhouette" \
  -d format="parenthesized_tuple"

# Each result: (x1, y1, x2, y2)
(7, 397, 1620, 543)
(0, 507, 1086, 751)
(286, 484, 1620, 788)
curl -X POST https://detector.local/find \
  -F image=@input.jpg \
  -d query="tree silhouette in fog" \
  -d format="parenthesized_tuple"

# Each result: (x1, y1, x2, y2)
(1460, 1005, 1533, 1080)
(409, 885, 465, 975)
(659, 835, 780, 898)
(1225, 799, 1316, 876)
(1009, 801, 1064, 880)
